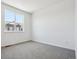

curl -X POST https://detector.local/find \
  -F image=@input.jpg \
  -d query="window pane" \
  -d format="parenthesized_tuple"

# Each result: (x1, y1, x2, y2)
(15, 14, 24, 31)
(5, 9, 15, 31)
(5, 9, 15, 22)
(16, 14, 24, 23)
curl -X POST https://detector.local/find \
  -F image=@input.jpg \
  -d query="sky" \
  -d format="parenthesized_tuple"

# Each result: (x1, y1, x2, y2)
(5, 9, 24, 23)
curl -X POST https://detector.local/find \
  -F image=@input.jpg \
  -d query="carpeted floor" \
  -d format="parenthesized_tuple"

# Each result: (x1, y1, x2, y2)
(1, 41, 75, 59)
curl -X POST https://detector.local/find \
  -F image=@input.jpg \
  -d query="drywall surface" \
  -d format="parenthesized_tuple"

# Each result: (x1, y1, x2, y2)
(1, 3, 32, 46)
(32, 0, 76, 50)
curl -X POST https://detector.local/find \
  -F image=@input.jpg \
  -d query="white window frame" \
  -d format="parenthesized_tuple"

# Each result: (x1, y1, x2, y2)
(4, 6, 24, 32)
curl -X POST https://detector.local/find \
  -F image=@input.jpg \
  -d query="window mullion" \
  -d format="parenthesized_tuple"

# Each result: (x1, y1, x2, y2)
(14, 13, 16, 31)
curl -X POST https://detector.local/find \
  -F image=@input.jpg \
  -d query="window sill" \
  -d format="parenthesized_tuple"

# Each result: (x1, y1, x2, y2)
(4, 30, 24, 33)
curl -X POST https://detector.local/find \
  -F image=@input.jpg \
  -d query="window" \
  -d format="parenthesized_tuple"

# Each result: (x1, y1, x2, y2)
(5, 9, 24, 32)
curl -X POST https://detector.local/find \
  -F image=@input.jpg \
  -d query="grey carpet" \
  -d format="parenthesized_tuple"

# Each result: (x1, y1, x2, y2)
(1, 41, 75, 59)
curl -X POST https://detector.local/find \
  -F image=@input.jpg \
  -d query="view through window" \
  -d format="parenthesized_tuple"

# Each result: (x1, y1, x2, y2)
(5, 9, 24, 32)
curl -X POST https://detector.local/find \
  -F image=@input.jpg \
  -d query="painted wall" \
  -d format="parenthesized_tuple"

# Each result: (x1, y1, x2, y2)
(1, 3, 32, 46)
(32, 0, 76, 50)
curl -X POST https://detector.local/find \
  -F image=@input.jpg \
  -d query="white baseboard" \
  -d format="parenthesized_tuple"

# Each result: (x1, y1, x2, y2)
(33, 40, 75, 51)
(1, 40, 32, 48)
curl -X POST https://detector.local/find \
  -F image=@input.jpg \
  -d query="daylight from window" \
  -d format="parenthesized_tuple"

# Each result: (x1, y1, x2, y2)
(5, 9, 24, 32)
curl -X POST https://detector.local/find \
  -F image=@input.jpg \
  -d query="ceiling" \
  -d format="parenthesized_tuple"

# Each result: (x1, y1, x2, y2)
(2, 0, 59, 13)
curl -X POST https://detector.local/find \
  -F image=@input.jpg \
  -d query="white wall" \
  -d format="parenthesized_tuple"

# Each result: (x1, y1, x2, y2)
(1, 3, 32, 46)
(32, 0, 76, 50)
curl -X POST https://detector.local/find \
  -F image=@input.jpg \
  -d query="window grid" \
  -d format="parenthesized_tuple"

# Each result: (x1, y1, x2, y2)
(4, 9, 24, 32)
